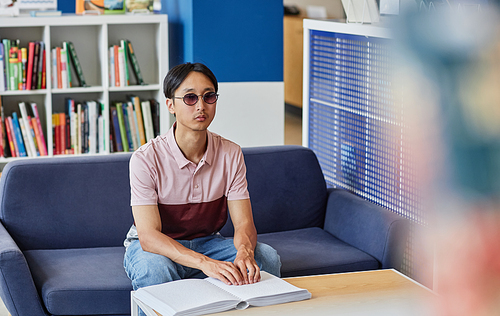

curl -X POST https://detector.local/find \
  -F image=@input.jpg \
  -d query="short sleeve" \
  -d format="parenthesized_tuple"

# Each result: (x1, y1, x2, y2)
(129, 151, 159, 206)
(226, 147, 250, 201)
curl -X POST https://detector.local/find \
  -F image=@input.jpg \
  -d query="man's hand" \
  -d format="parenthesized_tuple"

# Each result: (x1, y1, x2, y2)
(234, 247, 261, 285)
(200, 257, 246, 286)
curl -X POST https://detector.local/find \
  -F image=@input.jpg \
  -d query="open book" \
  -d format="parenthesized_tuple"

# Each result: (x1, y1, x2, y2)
(132, 271, 311, 316)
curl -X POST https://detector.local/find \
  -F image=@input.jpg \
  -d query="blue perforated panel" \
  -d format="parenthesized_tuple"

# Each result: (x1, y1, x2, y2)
(307, 30, 423, 276)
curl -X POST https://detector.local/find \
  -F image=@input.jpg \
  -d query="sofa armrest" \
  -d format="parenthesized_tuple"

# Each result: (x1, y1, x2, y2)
(0, 222, 48, 316)
(323, 188, 410, 270)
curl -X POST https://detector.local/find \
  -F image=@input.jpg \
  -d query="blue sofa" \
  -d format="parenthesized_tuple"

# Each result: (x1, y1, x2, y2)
(0, 145, 409, 316)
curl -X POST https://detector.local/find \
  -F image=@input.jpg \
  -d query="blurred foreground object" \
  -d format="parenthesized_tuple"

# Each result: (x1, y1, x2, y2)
(395, 4, 500, 316)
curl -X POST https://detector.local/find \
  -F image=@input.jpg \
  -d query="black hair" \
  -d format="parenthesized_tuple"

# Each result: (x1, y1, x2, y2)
(163, 62, 218, 99)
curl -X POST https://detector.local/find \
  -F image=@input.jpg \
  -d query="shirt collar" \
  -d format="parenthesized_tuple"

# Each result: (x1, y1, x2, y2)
(167, 122, 214, 169)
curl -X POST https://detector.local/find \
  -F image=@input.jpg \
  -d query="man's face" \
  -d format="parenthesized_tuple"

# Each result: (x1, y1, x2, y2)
(167, 71, 217, 132)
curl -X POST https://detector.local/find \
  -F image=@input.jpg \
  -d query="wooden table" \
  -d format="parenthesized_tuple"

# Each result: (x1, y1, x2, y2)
(212, 269, 435, 316)
(133, 269, 435, 316)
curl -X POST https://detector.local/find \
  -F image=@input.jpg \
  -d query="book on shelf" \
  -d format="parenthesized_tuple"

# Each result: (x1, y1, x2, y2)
(51, 42, 87, 89)
(109, 97, 159, 152)
(110, 105, 124, 152)
(126, 40, 145, 85)
(67, 41, 88, 87)
(115, 102, 129, 152)
(120, 40, 130, 86)
(19, 102, 39, 157)
(133, 271, 311, 316)
(141, 100, 154, 142)
(11, 112, 27, 157)
(2, 40, 10, 90)
(149, 98, 160, 137)
(109, 39, 146, 87)
(30, 103, 48, 156)
(0, 43, 5, 92)
(129, 95, 147, 145)
(53, 99, 103, 155)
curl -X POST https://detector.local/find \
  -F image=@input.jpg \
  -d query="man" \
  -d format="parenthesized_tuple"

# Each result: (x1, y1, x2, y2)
(123, 62, 281, 294)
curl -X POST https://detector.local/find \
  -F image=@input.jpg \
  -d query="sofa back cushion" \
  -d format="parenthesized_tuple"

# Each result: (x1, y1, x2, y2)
(220, 146, 327, 236)
(0, 154, 133, 250)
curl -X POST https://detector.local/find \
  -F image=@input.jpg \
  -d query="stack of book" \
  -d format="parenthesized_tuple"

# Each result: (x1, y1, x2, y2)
(109, 39, 145, 87)
(52, 99, 104, 155)
(51, 41, 87, 89)
(110, 96, 159, 152)
(0, 39, 47, 91)
(0, 101, 48, 158)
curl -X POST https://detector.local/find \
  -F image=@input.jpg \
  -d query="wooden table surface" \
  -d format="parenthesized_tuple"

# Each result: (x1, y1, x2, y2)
(211, 269, 436, 316)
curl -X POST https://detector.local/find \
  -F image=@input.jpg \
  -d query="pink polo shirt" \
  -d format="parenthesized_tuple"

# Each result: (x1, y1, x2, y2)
(129, 124, 250, 240)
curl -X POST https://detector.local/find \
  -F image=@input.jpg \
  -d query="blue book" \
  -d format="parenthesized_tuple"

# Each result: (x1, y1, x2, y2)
(11, 112, 27, 157)
(110, 106, 123, 152)
(122, 106, 134, 151)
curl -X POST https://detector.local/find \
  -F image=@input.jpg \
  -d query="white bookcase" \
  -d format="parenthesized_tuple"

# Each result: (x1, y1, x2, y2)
(0, 14, 169, 166)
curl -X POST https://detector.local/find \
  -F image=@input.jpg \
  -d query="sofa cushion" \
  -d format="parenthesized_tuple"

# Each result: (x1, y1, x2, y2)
(221, 146, 328, 236)
(257, 227, 380, 277)
(24, 247, 132, 315)
(0, 154, 134, 251)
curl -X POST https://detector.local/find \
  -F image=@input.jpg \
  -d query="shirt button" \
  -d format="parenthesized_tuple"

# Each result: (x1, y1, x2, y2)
(194, 184, 199, 189)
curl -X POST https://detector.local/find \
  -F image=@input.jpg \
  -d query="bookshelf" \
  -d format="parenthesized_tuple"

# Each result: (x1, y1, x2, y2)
(0, 14, 169, 167)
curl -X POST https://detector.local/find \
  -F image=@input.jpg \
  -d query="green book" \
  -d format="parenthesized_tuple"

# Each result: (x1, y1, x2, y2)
(126, 40, 145, 85)
(67, 41, 87, 87)
(2, 39, 10, 90)
(120, 40, 129, 86)
(115, 102, 129, 152)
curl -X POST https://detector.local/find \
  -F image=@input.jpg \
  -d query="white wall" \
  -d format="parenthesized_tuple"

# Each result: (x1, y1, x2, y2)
(209, 82, 285, 148)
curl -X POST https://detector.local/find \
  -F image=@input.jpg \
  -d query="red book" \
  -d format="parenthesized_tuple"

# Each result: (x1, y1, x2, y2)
(41, 51, 46, 89)
(26, 42, 35, 90)
(31, 103, 47, 156)
(59, 113, 65, 154)
(114, 45, 120, 87)
(6, 117, 18, 157)
(56, 47, 62, 89)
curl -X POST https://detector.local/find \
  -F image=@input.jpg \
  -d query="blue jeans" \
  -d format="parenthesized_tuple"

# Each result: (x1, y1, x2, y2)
(124, 233, 281, 291)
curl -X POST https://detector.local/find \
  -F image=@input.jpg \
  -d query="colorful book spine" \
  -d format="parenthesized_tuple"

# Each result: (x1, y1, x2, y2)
(120, 40, 129, 86)
(31, 42, 40, 90)
(117, 46, 126, 87)
(129, 95, 146, 145)
(60, 46, 68, 89)
(5, 118, 17, 157)
(41, 49, 46, 89)
(114, 45, 120, 87)
(2, 39, 10, 90)
(26, 42, 35, 90)
(11, 112, 27, 157)
(67, 41, 87, 87)
(110, 106, 123, 152)
(30, 103, 48, 156)
(36, 42, 45, 89)
(21, 48, 27, 90)
(63, 42, 72, 88)
(109, 46, 115, 87)
(56, 46, 62, 89)
(141, 100, 155, 141)
(0, 43, 5, 92)
(18, 102, 37, 157)
(9, 45, 19, 91)
(126, 40, 145, 85)
(115, 102, 129, 152)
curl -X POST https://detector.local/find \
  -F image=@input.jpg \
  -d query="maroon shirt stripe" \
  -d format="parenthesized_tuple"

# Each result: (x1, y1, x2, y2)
(158, 196, 228, 240)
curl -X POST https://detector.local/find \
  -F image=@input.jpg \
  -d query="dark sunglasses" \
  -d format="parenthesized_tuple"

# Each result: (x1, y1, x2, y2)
(173, 91, 219, 106)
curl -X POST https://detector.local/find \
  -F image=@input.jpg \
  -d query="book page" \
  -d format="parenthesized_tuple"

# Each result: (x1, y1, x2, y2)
(205, 271, 311, 306)
(135, 279, 241, 316)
